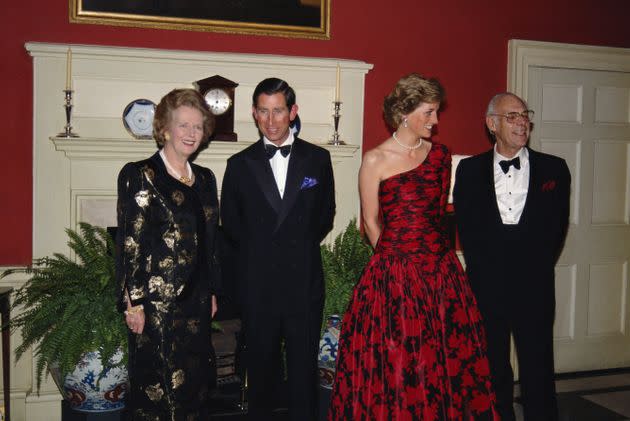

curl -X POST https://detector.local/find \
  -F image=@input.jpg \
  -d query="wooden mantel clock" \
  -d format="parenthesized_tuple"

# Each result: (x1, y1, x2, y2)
(194, 75, 238, 142)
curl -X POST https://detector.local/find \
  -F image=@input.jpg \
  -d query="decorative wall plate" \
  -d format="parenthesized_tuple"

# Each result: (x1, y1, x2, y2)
(122, 99, 156, 139)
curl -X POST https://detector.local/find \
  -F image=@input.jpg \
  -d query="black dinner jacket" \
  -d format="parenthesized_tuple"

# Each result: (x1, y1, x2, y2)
(220, 137, 335, 316)
(453, 147, 570, 315)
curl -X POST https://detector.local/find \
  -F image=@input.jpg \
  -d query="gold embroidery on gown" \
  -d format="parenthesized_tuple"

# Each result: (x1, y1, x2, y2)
(116, 155, 220, 420)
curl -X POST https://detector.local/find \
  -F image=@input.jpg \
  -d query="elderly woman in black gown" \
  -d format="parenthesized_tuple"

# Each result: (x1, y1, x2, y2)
(116, 88, 220, 420)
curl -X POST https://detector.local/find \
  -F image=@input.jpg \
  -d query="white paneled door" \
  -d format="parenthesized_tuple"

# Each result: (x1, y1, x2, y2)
(527, 66, 630, 372)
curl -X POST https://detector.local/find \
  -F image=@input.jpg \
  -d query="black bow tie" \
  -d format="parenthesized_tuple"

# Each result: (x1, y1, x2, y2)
(265, 144, 292, 159)
(499, 157, 520, 174)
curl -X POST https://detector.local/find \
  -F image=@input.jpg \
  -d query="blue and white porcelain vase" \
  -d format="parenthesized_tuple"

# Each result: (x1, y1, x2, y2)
(50, 349, 128, 412)
(318, 314, 341, 389)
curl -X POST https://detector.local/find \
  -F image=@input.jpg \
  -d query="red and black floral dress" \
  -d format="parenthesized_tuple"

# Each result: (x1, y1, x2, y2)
(328, 143, 499, 420)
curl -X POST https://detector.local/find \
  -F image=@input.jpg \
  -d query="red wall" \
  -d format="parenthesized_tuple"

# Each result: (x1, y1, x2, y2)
(1, 0, 629, 264)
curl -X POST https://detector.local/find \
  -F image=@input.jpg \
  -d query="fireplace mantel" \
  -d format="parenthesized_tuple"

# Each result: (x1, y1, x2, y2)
(27, 41, 371, 254)
(52, 137, 360, 162)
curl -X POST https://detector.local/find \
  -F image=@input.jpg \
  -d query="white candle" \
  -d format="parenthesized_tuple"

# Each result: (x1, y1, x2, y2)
(66, 48, 72, 90)
(335, 63, 340, 102)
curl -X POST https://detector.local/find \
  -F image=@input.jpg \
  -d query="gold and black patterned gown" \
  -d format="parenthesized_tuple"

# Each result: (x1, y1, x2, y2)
(115, 152, 220, 421)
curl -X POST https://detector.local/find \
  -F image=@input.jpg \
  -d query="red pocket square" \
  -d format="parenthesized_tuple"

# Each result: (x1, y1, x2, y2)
(542, 180, 557, 192)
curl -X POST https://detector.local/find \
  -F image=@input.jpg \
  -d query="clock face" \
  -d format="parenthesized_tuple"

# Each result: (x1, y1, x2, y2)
(205, 88, 232, 116)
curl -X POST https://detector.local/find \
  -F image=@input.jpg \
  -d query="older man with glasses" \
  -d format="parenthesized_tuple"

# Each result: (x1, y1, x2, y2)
(453, 92, 571, 421)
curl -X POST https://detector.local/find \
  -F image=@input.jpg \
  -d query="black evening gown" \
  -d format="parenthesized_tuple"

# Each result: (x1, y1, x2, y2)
(116, 152, 220, 420)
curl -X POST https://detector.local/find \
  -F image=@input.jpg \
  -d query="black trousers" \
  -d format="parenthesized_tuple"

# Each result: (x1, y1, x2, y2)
(483, 306, 558, 421)
(243, 306, 322, 421)
(479, 224, 559, 421)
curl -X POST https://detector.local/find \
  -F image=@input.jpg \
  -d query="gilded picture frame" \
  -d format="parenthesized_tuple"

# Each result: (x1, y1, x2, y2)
(70, 0, 330, 40)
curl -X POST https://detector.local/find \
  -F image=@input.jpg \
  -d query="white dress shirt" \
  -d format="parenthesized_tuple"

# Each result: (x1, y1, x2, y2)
(264, 133, 294, 198)
(494, 146, 529, 225)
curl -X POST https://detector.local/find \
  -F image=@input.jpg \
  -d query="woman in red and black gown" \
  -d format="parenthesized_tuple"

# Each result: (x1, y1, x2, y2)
(328, 74, 499, 420)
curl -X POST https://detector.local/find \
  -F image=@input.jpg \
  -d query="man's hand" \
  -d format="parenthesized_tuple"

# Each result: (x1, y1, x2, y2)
(211, 295, 218, 318)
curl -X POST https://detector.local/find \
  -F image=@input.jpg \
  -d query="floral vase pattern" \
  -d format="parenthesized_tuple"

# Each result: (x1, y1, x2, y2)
(318, 314, 341, 389)
(50, 350, 128, 412)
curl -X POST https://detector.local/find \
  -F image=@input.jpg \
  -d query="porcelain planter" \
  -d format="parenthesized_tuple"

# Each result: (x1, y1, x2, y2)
(50, 349, 128, 412)
(317, 314, 341, 389)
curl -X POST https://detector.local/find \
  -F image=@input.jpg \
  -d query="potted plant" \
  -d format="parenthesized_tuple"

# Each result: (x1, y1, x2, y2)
(1, 222, 129, 412)
(318, 218, 372, 388)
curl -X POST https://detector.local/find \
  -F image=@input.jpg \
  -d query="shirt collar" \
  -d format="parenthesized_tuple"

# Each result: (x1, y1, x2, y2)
(263, 132, 295, 148)
(493, 145, 529, 167)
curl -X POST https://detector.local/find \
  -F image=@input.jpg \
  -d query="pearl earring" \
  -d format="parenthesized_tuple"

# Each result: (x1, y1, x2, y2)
(164, 133, 171, 141)
(403, 118, 408, 128)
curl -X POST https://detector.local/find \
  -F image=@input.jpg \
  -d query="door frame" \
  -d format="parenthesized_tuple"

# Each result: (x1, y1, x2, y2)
(508, 39, 630, 99)
(507, 40, 630, 377)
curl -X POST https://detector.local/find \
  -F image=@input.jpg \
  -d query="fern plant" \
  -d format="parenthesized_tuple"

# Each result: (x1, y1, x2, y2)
(1, 222, 127, 391)
(321, 218, 373, 332)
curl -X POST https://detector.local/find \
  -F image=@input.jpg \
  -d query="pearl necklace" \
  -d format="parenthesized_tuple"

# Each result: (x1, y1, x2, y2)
(159, 149, 193, 184)
(393, 131, 423, 150)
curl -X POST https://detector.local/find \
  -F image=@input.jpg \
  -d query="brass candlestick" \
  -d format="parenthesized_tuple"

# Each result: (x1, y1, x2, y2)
(58, 89, 79, 138)
(328, 101, 345, 145)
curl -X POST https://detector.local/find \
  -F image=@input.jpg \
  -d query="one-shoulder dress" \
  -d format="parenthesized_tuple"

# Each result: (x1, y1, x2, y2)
(328, 143, 499, 420)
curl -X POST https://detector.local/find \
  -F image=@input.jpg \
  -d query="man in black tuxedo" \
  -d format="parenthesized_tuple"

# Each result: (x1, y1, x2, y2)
(453, 93, 570, 421)
(220, 78, 335, 420)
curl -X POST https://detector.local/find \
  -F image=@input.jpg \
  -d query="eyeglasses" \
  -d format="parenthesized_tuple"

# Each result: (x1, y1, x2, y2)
(489, 110, 534, 123)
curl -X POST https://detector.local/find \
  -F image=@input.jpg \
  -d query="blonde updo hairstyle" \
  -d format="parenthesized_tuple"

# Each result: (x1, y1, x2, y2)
(383, 73, 445, 129)
(153, 88, 215, 148)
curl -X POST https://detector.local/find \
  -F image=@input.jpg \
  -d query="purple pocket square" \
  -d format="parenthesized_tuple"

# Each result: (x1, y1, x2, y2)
(301, 177, 318, 190)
